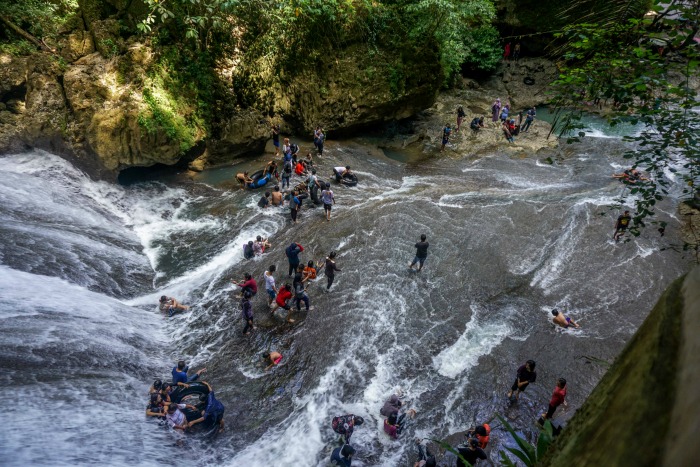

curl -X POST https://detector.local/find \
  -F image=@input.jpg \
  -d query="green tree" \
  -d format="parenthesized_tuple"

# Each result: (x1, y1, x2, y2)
(550, 0, 700, 240)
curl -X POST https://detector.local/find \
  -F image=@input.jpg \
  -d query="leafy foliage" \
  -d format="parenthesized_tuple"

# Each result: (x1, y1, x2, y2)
(549, 0, 700, 240)
(497, 415, 555, 466)
(0, 0, 78, 52)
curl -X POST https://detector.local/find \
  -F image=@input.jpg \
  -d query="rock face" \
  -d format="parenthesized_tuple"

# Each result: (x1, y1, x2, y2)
(377, 75, 558, 156)
(540, 266, 700, 467)
(501, 58, 558, 109)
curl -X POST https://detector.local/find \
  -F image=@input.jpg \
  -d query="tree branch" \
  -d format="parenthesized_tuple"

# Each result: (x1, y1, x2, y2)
(0, 15, 55, 53)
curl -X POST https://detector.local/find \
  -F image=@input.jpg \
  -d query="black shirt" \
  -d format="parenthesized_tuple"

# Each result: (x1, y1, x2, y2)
(517, 365, 537, 384)
(415, 241, 429, 258)
(258, 196, 269, 208)
(457, 446, 487, 466)
(617, 214, 631, 228)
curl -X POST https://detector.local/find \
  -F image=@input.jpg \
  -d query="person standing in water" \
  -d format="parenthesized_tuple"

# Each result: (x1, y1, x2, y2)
(540, 378, 568, 422)
(321, 182, 336, 221)
(456, 106, 466, 132)
(271, 124, 281, 157)
(614, 210, 632, 242)
(324, 251, 341, 291)
(236, 171, 253, 189)
(507, 360, 537, 401)
(241, 291, 255, 335)
(409, 234, 429, 271)
(264, 265, 278, 307)
(440, 124, 452, 152)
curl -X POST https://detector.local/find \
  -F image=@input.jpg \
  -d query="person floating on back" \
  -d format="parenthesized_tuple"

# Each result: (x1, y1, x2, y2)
(409, 234, 429, 272)
(552, 309, 580, 329)
(614, 210, 632, 242)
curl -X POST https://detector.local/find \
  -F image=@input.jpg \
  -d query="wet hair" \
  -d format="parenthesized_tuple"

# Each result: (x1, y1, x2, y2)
(388, 413, 397, 425)
(475, 425, 487, 436)
(269, 265, 276, 273)
(264, 191, 270, 197)
(420, 234, 426, 241)
(526, 360, 536, 370)
(243, 291, 252, 299)
(558, 377, 567, 388)
(551, 309, 559, 316)
(177, 360, 186, 370)
(167, 403, 178, 412)
(247, 241, 254, 247)
(160, 295, 168, 303)
(307, 260, 314, 267)
(244, 171, 248, 175)
(329, 251, 337, 259)
(256, 235, 262, 241)
(283, 283, 291, 290)
(274, 185, 280, 190)
(150, 393, 160, 404)
(345, 166, 350, 170)
(262, 352, 271, 359)
(325, 182, 331, 188)
(312, 169, 317, 174)
(624, 210, 630, 214)
(354, 416, 364, 426)
(153, 379, 163, 390)
(341, 445, 355, 457)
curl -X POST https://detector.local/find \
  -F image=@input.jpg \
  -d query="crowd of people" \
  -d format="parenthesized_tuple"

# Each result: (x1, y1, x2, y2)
(148, 118, 649, 464)
(440, 101, 538, 150)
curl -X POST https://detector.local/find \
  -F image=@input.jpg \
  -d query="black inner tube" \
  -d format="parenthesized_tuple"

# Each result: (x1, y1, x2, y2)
(523, 77, 535, 85)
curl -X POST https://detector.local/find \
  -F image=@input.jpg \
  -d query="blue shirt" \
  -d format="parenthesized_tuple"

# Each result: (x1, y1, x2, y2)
(331, 447, 352, 467)
(204, 391, 225, 424)
(172, 366, 199, 384)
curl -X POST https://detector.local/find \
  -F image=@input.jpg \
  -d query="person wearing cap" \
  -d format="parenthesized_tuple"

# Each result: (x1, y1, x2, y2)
(507, 360, 537, 401)
(172, 360, 206, 385)
(466, 423, 491, 449)
(159, 296, 189, 317)
(166, 401, 197, 431)
(332, 414, 364, 443)
(456, 438, 487, 466)
(330, 444, 355, 467)
(552, 309, 580, 329)
(241, 291, 255, 335)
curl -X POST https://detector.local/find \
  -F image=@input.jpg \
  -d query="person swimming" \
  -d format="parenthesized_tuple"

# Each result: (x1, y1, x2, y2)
(552, 309, 580, 328)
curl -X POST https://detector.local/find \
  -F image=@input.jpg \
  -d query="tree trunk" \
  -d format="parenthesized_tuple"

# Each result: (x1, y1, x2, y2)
(0, 15, 55, 53)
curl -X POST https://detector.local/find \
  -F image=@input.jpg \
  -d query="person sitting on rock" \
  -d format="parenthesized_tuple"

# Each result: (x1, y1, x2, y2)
(470, 117, 484, 131)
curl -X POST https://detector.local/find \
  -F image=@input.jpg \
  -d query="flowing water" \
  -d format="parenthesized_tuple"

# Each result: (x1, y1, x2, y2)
(0, 124, 691, 466)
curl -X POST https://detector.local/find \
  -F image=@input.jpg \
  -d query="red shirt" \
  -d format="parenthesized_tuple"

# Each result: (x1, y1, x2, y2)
(295, 163, 304, 175)
(383, 419, 398, 439)
(238, 278, 257, 294)
(550, 386, 567, 407)
(276, 288, 292, 306)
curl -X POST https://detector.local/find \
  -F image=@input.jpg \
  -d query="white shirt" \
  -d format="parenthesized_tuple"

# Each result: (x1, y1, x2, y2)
(264, 272, 276, 291)
(166, 404, 187, 427)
